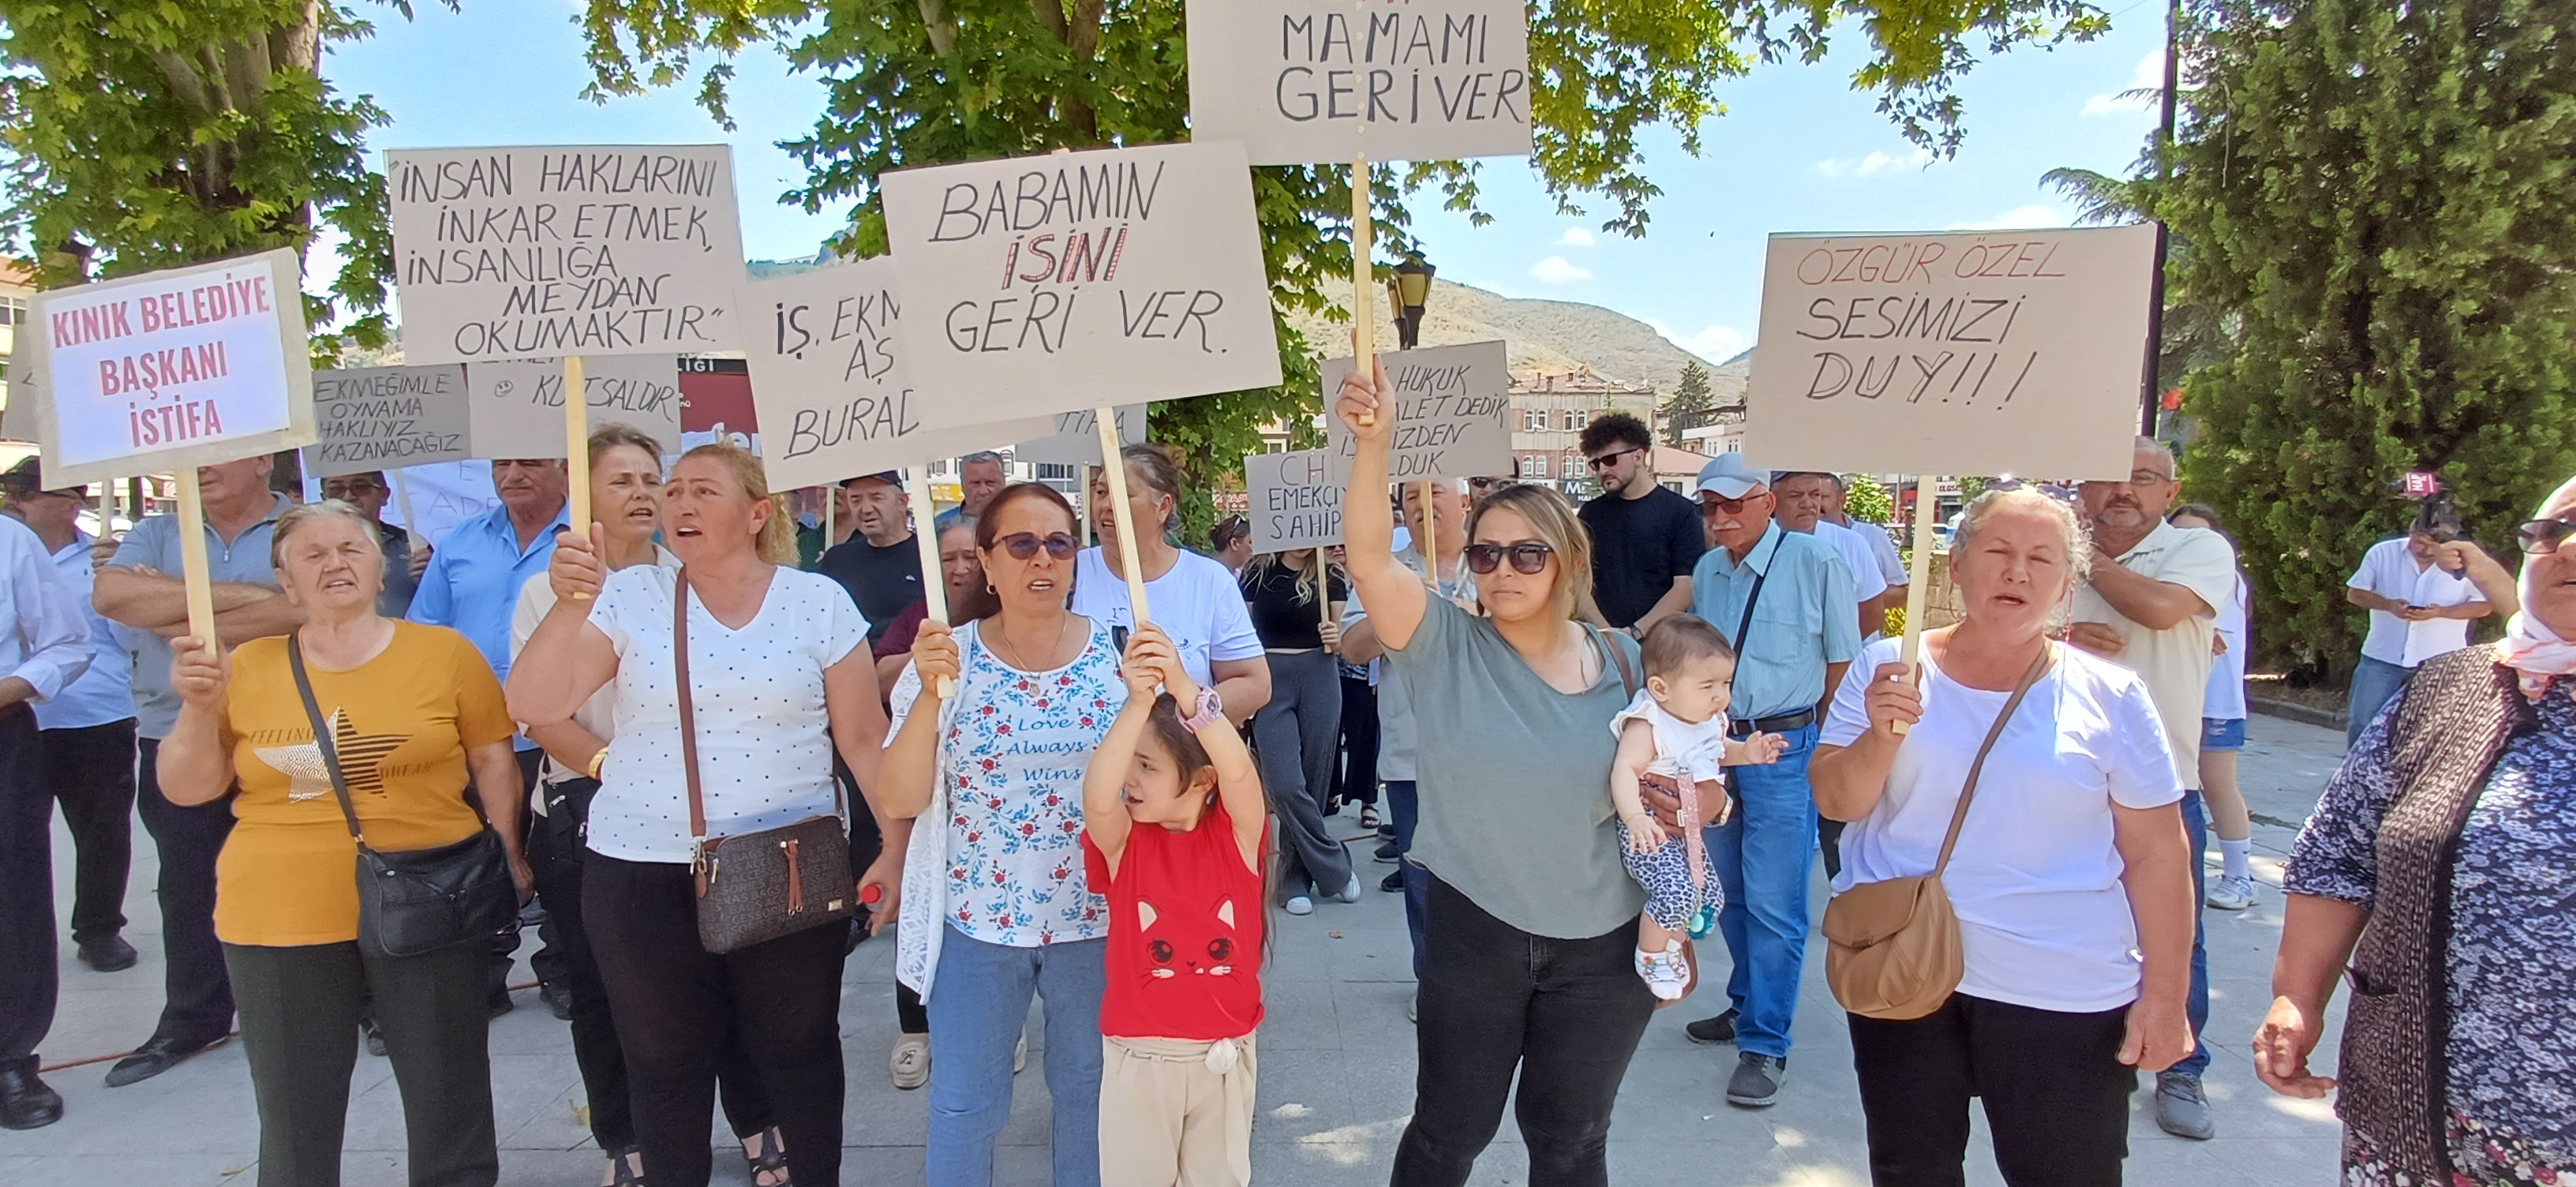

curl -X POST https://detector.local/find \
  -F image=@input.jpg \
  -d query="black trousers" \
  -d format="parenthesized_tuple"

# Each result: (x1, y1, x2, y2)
(529, 779, 776, 1154)
(42, 717, 137, 943)
(1394, 876, 1656, 1187)
(845, 763, 929, 1034)
(136, 736, 236, 1045)
(506, 749, 568, 994)
(585, 852, 847, 1187)
(1847, 993, 2137, 1187)
(1334, 675, 1381, 808)
(227, 940, 497, 1187)
(0, 712, 54, 1072)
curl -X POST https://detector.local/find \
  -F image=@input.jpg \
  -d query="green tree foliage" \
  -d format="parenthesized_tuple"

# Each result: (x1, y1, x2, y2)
(2039, 165, 2228, 394)
(2164, 0, 2576, 676)
(1844, 474, 1892, 524)
(1660, 359, 1717, 446)
(0, 2, 414, 357)
(577, 0, 2112, 523)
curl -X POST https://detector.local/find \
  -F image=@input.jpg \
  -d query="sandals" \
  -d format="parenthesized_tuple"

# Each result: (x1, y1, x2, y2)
(1359, 805, 1382, 829)
(743, 1125, 792, 1187)
(605, 1147, 643, 1187)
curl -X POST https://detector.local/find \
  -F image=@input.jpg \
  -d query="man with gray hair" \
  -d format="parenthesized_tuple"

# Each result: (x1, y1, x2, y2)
(935, 451, 1007, 532)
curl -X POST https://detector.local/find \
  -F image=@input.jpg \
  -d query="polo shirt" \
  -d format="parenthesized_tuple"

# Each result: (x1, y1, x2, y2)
(2069, 519, 2236, 784)
(407, 500, 568, 698)
(1810, 518, 1892, 604)
(110, 493, 293, 739)
(1688, 521, 1861, 720)
(2346, 537, 2480, 667)
(36, 530, 137, 730)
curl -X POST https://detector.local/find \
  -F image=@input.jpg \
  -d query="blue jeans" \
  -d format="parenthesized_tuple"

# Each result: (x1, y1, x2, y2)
(923, 928, 1107, 1187)
(1703, 721, 1821, 1060)
(2175, 788, 2211, 1079)
(2346, 654, 2409, 748)
(1388, 780, 1427, 981)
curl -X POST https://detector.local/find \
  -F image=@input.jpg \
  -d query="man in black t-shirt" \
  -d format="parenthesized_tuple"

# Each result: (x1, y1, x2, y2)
(1574, 412, 1705, 631)
(816, 471, 925, 645)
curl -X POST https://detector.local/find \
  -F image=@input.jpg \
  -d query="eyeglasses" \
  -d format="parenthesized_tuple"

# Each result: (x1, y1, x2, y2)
(1698, 492, 1769, 516)
(1586, 447, 1642, 471)
(1462, 541, 1554, 575)
(1469, 477, 1500, 491)
(994, 532, 1077, 561)
(321, 482, 383, 499)
(2517, 518, 2576, 555)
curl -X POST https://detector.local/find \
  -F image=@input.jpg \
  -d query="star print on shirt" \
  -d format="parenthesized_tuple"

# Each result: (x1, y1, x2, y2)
(253, 709, 410, 802)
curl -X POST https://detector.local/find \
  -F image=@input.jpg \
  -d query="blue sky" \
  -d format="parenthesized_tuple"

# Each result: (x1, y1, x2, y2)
(328, 1, 2169, 365)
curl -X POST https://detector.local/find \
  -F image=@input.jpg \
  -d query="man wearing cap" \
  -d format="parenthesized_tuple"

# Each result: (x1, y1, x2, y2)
(1667, 453, 1859, 1110)
(0, 464, 96, 1128)
(2, 461, 140, 978)
(92, 454, 301, 1085)
(318, 470, 429, 618)
(819, 471, 924, 647)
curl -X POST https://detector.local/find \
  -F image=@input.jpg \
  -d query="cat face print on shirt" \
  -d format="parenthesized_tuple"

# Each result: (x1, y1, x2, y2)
(1137, 897, 1241, 982)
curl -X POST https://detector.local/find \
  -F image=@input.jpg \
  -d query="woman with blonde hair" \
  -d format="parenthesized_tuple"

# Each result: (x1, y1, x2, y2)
(158, 499, 528, 1187)
(1335, 362, 1653, 1186)
(511, 443, 891, 1187)
(1238, 546, 1354, 913)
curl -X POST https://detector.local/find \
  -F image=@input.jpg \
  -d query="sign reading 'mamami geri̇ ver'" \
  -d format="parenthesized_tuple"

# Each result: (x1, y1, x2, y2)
(24, 247, 316, 485)
(385, 144, 749, 365)
(1745, 225, 2159, 481)
(1187, 0, 1532, 165)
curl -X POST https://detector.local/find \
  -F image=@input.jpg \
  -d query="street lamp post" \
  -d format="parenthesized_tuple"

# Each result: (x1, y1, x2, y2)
(1392, 250, 1436, 350)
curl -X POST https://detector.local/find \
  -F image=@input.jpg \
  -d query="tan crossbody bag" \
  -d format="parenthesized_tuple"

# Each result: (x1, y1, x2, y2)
(1822, 643, 2051, 1020)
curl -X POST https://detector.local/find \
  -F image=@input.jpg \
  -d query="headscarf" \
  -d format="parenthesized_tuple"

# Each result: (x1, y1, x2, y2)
(2496, 477, 2576, 701)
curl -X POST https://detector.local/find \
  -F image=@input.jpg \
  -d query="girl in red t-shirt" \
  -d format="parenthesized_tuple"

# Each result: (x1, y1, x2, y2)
(1080, 624, 1270, 1187)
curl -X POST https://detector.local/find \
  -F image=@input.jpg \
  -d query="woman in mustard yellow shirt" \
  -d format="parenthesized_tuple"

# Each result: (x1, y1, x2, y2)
(160, 500, 527, 1187)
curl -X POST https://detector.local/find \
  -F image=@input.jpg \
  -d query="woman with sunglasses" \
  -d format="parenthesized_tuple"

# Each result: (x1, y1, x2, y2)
(2259, 484, 2563, 1187)
(878, 483, 1124, 1187)
(1335, 361, 1654, 1186)
(1076, 444, 1269, 725)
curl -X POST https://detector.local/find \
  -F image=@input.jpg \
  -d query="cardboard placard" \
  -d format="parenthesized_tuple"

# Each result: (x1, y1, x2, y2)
(738, 258, 1053, 490)
(466, 354, 681, 459)
(1246, 447, 1342, 550)
(1011, 405, 1148, 466)
(1321, 340, 1513, 482)
(21, 247, 316, 485)
(878, 141, 1282, 425)
(1186, 0, 1533, 165)
(1744, 226, 2159, 480)
(380, 459, 504, 546)
(301, 365, 472, 477)
(386, 144, 748, 365)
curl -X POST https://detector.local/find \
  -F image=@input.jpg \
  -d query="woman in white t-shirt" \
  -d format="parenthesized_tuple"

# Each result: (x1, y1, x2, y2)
(1074, 443, 1268, 723)
(1810, 488, 2196, 1186)
(2169, 504, 2259, 912)
(510, 444, 889, 1187)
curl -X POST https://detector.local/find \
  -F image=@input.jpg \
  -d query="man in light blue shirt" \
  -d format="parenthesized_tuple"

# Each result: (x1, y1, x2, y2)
(1675, 453, 1858, 1110)
(0, 500, 95, 1128)
(932, 451, 1005, 534)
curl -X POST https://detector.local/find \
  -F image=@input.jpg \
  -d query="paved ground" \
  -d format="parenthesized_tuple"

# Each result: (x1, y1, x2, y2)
(4, 714, 2354, 1185)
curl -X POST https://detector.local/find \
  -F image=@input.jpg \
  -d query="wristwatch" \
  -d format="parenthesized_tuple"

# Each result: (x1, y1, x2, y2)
(1178, 685, 1226, 733)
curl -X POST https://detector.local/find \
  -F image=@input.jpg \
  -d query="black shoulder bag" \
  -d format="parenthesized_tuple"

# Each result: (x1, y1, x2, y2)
(288, 634, 518, 959)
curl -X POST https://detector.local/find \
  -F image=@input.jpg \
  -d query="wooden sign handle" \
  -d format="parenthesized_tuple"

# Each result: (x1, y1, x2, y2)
(1350, 155, 1376, 428)
(173, 470, 219, 653)
(1892, 474, 1941, 736)
(904, 465, 955, 699)
(391, 470, 425, 551)
(1095, 409, 1151, 624)
(564, 354, 593, 600)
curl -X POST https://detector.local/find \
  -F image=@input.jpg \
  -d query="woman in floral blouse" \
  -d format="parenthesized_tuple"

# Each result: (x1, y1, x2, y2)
(878, 482, 1124, 1187)
(2260, 477, 2567, 1187)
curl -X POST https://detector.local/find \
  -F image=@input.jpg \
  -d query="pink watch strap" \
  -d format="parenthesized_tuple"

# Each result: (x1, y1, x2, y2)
(1181, 686, 1226, 732)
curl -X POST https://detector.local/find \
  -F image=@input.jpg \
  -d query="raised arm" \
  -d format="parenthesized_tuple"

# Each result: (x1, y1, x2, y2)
(506, 529, 620, 728)
(1336, 358, 1428, 650)
(1080, 636, 1167, 874)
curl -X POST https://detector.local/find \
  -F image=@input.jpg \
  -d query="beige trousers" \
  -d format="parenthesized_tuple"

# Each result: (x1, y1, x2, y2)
(1098, 1033, 1259, 1187)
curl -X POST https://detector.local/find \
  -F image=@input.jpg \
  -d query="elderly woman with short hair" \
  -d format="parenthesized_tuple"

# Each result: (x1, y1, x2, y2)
(2259, 477, 2570, 1187)
(158, 500, 529, 1187)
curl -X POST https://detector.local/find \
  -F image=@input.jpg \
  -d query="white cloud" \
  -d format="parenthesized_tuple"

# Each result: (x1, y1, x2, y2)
(1555, 227, 1597, 248)
(2082, 50, 2166, 116)
(1814, 148, 1934, 179)
(1530, 256, 1593, 284)
(1648, 318, 1750, 365)
(1949, 205, 2076, 231)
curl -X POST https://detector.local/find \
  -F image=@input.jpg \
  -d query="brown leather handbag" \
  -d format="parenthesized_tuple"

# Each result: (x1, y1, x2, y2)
(1822, 644, 2050, 1020)
(674, 567, 856, 954)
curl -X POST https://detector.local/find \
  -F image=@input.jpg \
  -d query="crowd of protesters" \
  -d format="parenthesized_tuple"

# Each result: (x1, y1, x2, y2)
(0, 391, 2565, 1187)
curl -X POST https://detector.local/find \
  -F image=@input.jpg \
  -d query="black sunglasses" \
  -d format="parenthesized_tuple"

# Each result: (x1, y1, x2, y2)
(1586, 447, 1642, 471)
(995, 532, 1077, 561)
(1463, 541, 1554, 575)
(1469, 477, 1500, 490)
(2517, 518, 2576, 555)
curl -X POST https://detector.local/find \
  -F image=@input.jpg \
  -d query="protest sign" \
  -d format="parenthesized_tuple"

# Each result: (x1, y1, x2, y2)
(1743, 226, 2159, 481)
(738, 258, 1054, 490)
(21, 247, 316, 486)
(1011, 405, 1147, 466)
(1186, 0, 1533, 165)
(302, 365, 471, 477)
(467, 354, 682, 459)
(1246, 447, 1342, 551)
(678, 356, 758, 452)
(1321, 340, 1512, 483)
(877, 141, 1282, 425)
(380, 459, 504, 546)
(386, 145, 748, 365)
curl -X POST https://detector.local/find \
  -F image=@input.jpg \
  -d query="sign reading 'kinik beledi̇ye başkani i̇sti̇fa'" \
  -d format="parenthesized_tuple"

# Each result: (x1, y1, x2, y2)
(1186, 0, 1533, 165)
(385, 144, 748, 365)
(25, 247, 316, 485)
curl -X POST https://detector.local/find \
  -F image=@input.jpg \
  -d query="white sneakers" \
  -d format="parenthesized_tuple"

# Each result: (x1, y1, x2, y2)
(2206, 873, 2257, 912)
(1636, 939, 1691, 1001)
